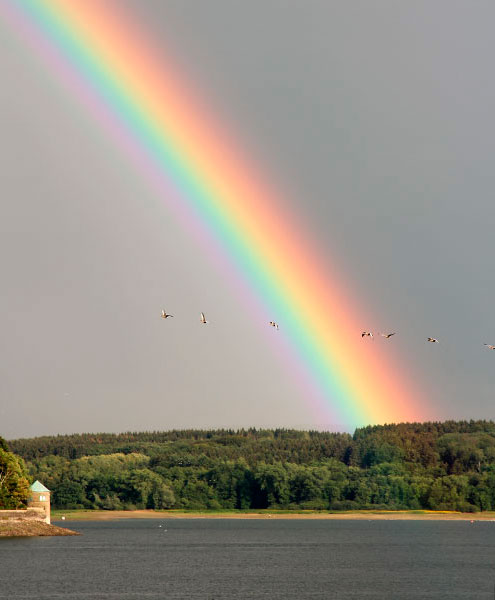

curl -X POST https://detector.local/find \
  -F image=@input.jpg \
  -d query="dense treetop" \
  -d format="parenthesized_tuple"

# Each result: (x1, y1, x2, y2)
(0, 435, 30, 509)
(7, 421, 495, 512)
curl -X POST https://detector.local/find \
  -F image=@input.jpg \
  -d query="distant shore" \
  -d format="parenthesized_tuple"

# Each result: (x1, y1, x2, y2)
(52, 509, 495, 522)
(0, 521, 80, 537)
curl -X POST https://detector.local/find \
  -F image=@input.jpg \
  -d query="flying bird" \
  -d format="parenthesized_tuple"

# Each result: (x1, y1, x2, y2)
(380, 333, 396, 339)
(161, 310, 173, 319)
(361, 331, 373, 339)
(269, 321, 279, 330)
(427, 337, 439, 343)
(484, 344, 495, 350)
(200, 312, 208, 324)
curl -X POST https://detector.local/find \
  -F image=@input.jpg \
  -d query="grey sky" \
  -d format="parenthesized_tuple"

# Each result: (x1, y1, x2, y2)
(1, 1, 495, 439)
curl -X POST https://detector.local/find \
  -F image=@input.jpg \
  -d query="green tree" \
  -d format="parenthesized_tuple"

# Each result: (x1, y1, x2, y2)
(288, 465, 324, 505)
(54, 479, 86, 508)
(127, 469, 175, 509)
(427, 475, 469, 510)
(0, 448, 30, 509)
(255, 463, 289, 507)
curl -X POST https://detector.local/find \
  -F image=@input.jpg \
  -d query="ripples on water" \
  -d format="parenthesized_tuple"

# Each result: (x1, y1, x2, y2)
(0, 519, 494, 599)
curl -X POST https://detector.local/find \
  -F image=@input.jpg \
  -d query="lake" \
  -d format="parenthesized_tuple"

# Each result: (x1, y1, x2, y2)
(0, 519, 494, 599)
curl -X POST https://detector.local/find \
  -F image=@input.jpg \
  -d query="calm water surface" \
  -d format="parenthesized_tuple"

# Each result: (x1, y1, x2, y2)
(1, 519, 494, 599)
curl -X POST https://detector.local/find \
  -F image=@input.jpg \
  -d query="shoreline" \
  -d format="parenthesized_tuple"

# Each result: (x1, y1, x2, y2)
(52, 509, 495, 522)
(0, 521, 80, 537)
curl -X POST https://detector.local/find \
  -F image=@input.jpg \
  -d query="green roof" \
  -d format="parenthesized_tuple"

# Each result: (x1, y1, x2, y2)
(30, 480, 50, 492)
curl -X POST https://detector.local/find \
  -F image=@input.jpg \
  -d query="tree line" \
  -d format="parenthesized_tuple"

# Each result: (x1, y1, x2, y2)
(5, 421, 495, 512)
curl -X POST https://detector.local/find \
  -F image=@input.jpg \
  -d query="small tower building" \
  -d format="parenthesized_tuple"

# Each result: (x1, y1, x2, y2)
(28, 481, 51, 524)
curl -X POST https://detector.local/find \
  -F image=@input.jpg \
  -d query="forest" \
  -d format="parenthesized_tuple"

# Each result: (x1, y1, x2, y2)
(6, 420, 495, 512)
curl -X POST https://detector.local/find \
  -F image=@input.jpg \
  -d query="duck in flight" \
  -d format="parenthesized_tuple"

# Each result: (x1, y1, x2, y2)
(269, 321, 279, 330)
(484, 344, 495, 350)
(161, 310, 173, 319)
(427, 337, 439, 343)
(361, 331, 373, 339)
(380, 333, 396, 339)
(200, 312, 208, 324)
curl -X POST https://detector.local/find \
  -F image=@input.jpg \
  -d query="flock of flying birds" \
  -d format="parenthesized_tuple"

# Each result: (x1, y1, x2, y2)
(161, 310, 495, 349)
(162, 309, 209, 324)
(161, 309, 277, 328)
(361, 330, 495, 350)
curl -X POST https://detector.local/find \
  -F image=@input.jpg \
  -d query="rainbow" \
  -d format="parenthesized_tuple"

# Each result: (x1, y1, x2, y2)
(1, 0, 433, 429)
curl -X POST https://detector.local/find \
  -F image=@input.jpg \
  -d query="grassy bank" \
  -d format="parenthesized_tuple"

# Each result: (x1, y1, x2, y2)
(0, 521, 80, 537)
(51, 509, 495, 521)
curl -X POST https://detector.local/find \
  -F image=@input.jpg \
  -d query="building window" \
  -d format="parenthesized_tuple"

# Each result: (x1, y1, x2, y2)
(39, 495, 46, 501)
